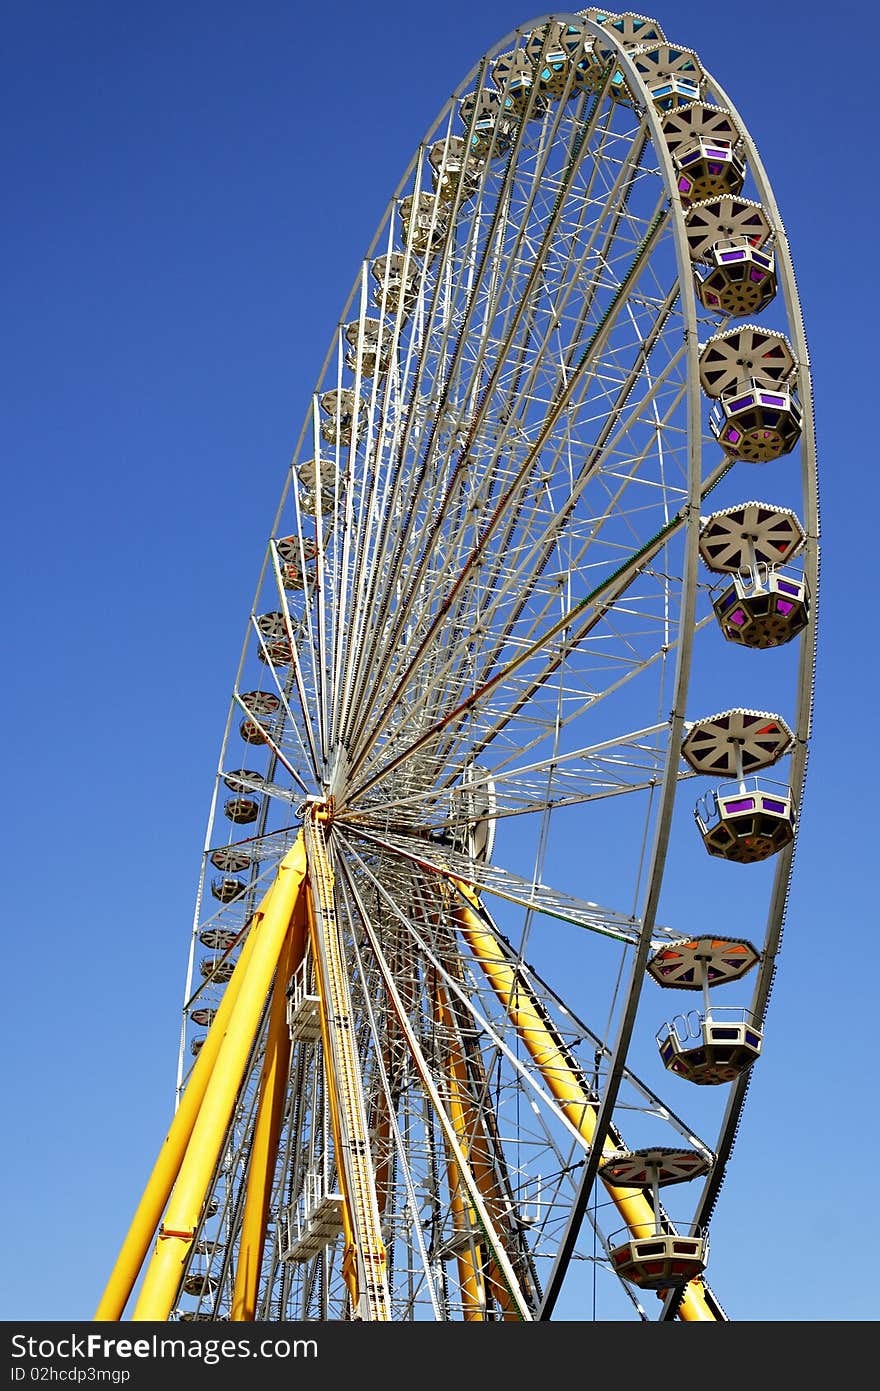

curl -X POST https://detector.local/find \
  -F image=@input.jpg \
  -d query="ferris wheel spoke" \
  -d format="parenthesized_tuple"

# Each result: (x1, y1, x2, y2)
(342, 212, 674, 783)
(356, 717, 680, 826)
(450, 608, 717, 781)
(323, 225, 455, 717)
(343, 293, 678, 790)
(328, 321, 416, 749)
(468, 903, 715, 1157)
(343, 523, 686, 808)
(336, 840, 594, 1158)
(335, 837, 719, 1295)
(337, 90, 654, 744)
(371, 722, 690, 828)
(255, 570, 323, 784)
(340, 868, 544, 1316)
(333, 117, 552, 733)
(226, 689, 310, 799)
(373, 559, 681, 792)
(338, 822, 676, 948)
(346, 348, 689, 775)
(356, 294, 687, 739)
(332, 139, 670, 762)
(344, 442, 732, 805)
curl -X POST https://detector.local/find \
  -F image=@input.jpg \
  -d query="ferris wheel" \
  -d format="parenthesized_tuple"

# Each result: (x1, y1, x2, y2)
(99, 7, 818, 1323)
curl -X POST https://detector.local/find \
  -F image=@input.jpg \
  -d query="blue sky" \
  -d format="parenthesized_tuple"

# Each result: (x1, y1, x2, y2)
(3, 0, 877, 1324)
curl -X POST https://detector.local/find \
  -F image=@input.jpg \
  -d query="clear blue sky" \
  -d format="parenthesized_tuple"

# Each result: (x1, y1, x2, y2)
(3, 0, 876, 1324)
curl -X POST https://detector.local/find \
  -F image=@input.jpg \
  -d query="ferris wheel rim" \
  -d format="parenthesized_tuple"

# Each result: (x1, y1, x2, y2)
(159, 9, 819, 1324)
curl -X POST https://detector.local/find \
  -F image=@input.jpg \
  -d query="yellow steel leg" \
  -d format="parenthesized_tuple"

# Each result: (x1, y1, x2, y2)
(131, 835, 308, 1321)
(95, 896, 266, 1321)
(435, 978, 536, 1320)
(452, 883, 717, 1322)
(433, 980, 487, 1320)
(231, 896, 308, 1320)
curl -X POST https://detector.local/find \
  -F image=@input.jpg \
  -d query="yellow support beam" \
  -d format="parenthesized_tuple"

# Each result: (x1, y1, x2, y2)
(434, 980, 488, 1320)
(95, 895, 266, 1321)
(130, 835, 308, 1321)
(452, 883, 717, 1322)
(437, 976, 538, 1319)
(231, 896, 307, 1320)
